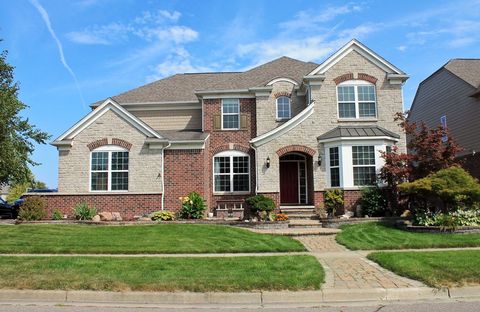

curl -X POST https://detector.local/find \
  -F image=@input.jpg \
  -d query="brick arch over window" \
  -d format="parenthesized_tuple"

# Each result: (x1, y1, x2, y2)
(212, 144, 251, 155)
(333, 73, 378, 85)
(112, 138, 133, 151)
(276, 145, 316, 157)
(357, 73, 378, 84)
(87, 138, 108, 151)
(273, 91, 292, 98)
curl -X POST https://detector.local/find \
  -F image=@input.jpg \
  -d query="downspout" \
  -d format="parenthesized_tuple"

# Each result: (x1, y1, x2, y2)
(251, 143, 259, 194)
(161, 141, 171, 211)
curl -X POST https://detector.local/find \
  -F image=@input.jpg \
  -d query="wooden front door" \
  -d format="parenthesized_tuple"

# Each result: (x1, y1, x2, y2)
(280, 162, 299, 204)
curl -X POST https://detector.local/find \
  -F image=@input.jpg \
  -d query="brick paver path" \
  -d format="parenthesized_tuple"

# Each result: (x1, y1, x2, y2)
(295, 235, 426, 289)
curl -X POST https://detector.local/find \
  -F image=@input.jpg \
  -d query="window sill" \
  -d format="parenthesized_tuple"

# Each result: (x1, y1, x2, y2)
(89, 190, 129, 193)
(276, 118, 291, 122)
(337, 118, 378, 122)
(215, 129, 247, 132)
(213, 192, 251, 196)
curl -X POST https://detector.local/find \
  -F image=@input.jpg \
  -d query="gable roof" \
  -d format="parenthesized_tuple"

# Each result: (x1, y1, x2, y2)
(92, 57, 318, 107)
(53, 99, 164, 145)
(317, 125, 400, 142)
(308, 39, 406, 76)
(444, 59, 480, 88)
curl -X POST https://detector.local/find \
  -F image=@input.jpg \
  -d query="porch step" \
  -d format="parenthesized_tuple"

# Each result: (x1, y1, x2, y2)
(288, 219, 323, 228)
(285, 214, 319, 220)
(280, 205, 315, 210)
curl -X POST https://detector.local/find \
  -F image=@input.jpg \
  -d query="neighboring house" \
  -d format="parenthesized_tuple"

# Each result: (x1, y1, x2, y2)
(409, 59, 480, 178)
(45, 39, 408, 219)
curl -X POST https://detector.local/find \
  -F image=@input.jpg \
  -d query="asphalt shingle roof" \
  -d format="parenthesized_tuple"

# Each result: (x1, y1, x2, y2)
(94, 56, 318, 105)
(444, 59, 480, 88)
(317, 125, 401, 141)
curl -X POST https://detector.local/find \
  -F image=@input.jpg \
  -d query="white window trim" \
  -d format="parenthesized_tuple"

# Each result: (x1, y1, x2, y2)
(352, 146, 376, 186)
(324, 140, 390, 189)
(328, 147, 341, 188)
(221, 98, 240, 130)
(276, 96, 291, 121)
(213, 150, 250, 194)
(90, 145, 129, 192)
(337, 80, 377, 120)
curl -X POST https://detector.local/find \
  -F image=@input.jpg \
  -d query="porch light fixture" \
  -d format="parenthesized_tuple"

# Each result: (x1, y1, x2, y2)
(266, 157, 271, 168)
(317, 155, 322, 166)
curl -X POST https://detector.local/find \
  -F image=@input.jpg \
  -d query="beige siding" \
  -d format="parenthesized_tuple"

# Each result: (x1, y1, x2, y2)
(58, 110, 163, 194)
(131, 109, 202, 130)
(409, 68, 480, 156)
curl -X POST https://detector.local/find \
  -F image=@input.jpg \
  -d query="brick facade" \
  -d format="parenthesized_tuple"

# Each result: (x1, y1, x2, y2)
(30, 193, 163, 220)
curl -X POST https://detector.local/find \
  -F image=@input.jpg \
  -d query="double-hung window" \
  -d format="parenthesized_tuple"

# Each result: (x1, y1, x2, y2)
(222, 99, 240, 129)
(337, 82, 376, 119)
(91, 147, 129, 191)
(329, 147, 340, 187)
(276, 96, 291, 120)
(352, 146, 376, 186)
(213, 151, 249, 193)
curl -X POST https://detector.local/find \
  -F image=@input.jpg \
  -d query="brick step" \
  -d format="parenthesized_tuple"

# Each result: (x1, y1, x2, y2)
(280, 208, 316, 214)
(288, 222, 323, 228)
(285, 214, 319, 220)
(280, 205, 315, 210)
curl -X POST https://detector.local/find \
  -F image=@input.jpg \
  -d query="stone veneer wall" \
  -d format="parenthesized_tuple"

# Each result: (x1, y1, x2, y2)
(58, 110, 163, 194)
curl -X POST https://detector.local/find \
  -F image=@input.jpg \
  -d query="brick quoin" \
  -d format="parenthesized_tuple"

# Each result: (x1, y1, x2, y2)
(29, 194, 163, 220)
(203, 98, 257, 212)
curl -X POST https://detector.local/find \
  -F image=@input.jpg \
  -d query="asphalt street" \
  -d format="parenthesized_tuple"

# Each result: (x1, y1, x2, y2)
(0, 300, 479, 312)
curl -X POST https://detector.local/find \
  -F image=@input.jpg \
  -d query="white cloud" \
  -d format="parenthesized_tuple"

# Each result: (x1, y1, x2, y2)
(67, 10, 193, 45)
(396, 45, 407, 52)
(146, 48, 211, 81)
(29, 0, 86, 108)
(280, 3, 362, 33)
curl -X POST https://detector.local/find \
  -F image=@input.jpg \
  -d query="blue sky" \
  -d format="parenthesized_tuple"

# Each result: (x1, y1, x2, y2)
(1, 0, 479, 187)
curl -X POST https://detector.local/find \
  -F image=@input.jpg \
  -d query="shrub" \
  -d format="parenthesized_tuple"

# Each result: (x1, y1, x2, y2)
(52, 209, 63, 220)
(274, 213, 289, 221)
(324, 189, 344, 217)
(400, 166, 480, 213)
(361, 187, 388, 217)
(74, 202, 97, 220)
(246, 194, 276, 221)
(178, 192, 206, 219)
(413, 210, 480, 228)
(18, 196, 47, 221)
(151, 211, 175, 221)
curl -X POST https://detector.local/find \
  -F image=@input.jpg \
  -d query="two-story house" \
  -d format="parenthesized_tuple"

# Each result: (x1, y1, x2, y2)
(409, 59, 480, 178)
(45, 39, 408, 219)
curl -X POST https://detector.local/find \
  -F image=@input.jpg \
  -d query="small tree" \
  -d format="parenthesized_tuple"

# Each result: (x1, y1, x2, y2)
(380, 111, 463, 211)
(6, 176, 47, 203)
(0, 44, 50, 187)
(324, 189, 344, 217)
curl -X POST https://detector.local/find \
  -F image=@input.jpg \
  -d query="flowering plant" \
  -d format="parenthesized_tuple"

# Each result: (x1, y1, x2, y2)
(178, 192, 206, 219)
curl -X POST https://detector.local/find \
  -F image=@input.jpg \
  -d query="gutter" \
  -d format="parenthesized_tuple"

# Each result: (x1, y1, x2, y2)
(161, 141, 171, 211)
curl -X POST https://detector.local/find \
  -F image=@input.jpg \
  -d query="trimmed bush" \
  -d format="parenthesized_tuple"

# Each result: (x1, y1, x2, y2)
(52, 209, 63, 220)
(151, 211, 175, 221)
(74, 202, 97, 220)
(18, 196, 46, 221)
(178, 192, 206, 219)
(361, 187, 388, 217)
(246, 194, 276, 221)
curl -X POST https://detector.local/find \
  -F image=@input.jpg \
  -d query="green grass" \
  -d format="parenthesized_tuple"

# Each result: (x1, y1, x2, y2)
(0, 224, 305, 254)
(0, 255, 323, 292)
(368, 250, 480, 287)
(336, 222, 480, 250)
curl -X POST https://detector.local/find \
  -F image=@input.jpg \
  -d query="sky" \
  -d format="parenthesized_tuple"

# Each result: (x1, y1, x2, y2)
(1, 0, 480, 188)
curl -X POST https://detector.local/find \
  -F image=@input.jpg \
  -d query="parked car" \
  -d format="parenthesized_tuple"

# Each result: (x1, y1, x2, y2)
(0, 198, 18, 219)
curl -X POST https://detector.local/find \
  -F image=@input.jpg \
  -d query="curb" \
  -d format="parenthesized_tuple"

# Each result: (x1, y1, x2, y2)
(0, 287, 478, 307)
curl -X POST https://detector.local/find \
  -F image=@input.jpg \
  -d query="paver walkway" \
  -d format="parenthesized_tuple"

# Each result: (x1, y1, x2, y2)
(295, 235, 426, 289)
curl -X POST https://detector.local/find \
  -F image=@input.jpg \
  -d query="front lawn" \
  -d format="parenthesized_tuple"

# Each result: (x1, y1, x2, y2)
(368, 250, 480, 287)
(0, 255, 323, 292)
(336, 222, 480, 250)
(0, 224, 305, 254)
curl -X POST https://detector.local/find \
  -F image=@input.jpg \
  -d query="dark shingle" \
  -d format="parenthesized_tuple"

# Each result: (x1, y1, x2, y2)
(317, 125, 400, 141)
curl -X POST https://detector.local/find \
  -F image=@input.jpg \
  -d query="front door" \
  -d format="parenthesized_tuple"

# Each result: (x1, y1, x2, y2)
(280, 162, 299, 204)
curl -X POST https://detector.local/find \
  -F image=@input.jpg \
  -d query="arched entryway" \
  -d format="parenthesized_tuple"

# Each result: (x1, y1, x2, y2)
(279, 152, 312, 205)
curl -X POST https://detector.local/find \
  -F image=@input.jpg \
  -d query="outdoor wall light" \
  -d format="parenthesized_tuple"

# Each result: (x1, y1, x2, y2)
(317, 155, 322, 166)
(266, 156, 271, 168)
